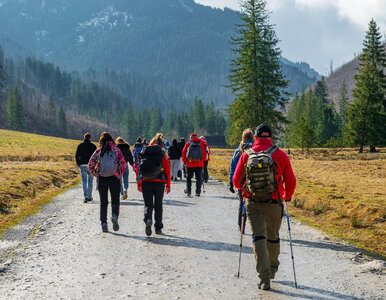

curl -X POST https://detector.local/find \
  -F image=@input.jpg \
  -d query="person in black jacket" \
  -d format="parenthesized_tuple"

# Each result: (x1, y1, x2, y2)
(116, 137, 134, 200)
(75, 133, 97, 203)
(177, 137, 186, 179)
(168, 139, 182, 181)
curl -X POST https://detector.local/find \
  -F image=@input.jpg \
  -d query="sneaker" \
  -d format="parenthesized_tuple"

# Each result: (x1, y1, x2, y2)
(145, 220, 152, 236)
(123, 190, 128, 200)
(258, 279, 271, 290)
(195, 193, 200, 197)
(88, 198, 93, 202)
(111, 214, 119, 231)
(84, 198, 88, 203)
(101, 223, 108, 232)
(184, 189, 188, 194)
(155, 228, 162, 234)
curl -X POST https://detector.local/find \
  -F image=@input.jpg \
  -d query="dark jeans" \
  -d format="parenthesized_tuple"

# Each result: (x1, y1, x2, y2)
(238, 189, 247, 230)
(98, 176, 120, 224)
(142, 181, 165, 230)
(203, 161, 209, 182)
(186, 167, 202, 194)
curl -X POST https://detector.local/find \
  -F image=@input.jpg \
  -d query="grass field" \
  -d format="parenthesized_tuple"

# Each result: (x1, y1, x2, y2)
(208, 147, 386, 258)
(0, 130, 81, 236)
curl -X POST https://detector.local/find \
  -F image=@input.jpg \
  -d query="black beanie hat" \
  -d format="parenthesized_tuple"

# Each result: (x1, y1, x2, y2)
(255, 124, 272, 137)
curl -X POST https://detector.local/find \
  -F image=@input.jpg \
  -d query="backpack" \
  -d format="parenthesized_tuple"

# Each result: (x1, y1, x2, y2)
(133, 143, 143, 158)
(139, 145, 164, 180)
(99, 150, 118, 177)
(244, 145, 279, 201)
(187, 142, 203, 162)
(238, 142, 253, 157)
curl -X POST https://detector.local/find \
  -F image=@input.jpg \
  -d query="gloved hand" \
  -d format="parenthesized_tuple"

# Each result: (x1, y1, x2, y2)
(165, 186, 171, 194)
(229, 182, 235, 193)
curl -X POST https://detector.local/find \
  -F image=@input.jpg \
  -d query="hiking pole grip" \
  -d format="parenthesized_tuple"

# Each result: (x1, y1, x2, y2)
(285, 201, 298, 289)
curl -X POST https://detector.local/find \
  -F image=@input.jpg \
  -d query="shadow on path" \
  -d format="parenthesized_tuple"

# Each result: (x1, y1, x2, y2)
(112, 232, 254, 254)
(163, 199, 196, 207)
(273, 281, 366, 300)
(281, 239, 358, 253)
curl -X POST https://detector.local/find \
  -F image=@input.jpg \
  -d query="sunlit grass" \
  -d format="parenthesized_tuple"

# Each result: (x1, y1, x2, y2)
(209, 147, 386, 258)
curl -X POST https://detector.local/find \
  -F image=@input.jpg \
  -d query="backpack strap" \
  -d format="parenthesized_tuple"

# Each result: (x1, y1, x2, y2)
(265, 145, 278, 156)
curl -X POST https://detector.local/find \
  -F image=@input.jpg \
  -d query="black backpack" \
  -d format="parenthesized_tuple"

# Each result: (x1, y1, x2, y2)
(187, 142, 203, 162)
(139, 145, 164, 180)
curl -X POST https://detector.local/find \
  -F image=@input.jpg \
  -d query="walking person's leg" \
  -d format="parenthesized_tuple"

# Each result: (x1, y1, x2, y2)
(98, 177, 109, 232)
(121, 167, 129, 199)
(110, 176, 121, 231)
(153, 182, 165, 233)
(79, 166, 89, 201)
(265, 203, 283, 279)
(142, 181, 154, 236)
(194, 167, 202, 195)
(186, 167, 194, 195)
(203, 161, 209, 183)
(87, 169, 94, 201)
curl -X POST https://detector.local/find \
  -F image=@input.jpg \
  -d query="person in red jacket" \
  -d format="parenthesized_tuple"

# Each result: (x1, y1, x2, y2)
(182, 133, 207, 197)
(200, 136, 211, 183)
(137, 133, 171, 236)
(233, 124, 296, 290)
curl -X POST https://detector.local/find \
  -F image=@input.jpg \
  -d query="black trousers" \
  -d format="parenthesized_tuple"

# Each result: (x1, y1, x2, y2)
(142, 181, 165, 230)
(98, 176, 120, 224)
(203, 161, 209, 182)
(186, 167, 202, 194)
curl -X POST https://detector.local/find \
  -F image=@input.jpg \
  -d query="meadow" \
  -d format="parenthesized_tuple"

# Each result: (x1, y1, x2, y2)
(0, 130, 81, 236)
(208, 147, 386, 258)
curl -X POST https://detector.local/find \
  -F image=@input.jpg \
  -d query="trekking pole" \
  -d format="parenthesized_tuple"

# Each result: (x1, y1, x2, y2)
(237, 201, 246, 278)
(285, 201, 298, 288)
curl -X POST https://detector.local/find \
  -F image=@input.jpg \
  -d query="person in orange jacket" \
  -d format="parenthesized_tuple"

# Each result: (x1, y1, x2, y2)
(181, 133, 207, 197)
(200, 136, 211, 183)
(137, 133, 171, 236)
(233, 124, 296, 290)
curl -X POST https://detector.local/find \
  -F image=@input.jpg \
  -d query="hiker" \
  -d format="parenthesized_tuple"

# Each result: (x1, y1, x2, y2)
(200, 136, 211, 183)
(168, 139, 182, 181)
(133, 137, 143, 168)
(75, 133, 97, 203)
(88, 132, 127, 233)
(137, 133, 171, 236)
(177, 137, 186, 179)
(116, 137, 134, 200)
(229, 128, 255, 232)
(143, 138, 149, 146)
(182, 133, 207, 197)
(233, 124, 296, 290)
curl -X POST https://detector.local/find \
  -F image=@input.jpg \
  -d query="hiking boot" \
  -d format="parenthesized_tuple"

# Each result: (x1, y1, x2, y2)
(88, 198, 93, 202)
(84, 198, 88, 203)
(101, 223, 108, 232)
(184, 189, 188, 194)
(111, 214, 119, 232)
(195, 193, 200, 197)
(145, 220, 152, 236)
(258, 279, 271, 290)
(155, 228, 162, 235)
(123, 190, 128, 200)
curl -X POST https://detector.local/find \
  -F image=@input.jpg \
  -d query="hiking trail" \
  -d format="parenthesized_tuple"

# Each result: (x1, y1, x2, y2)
(0, 169, 384, 299)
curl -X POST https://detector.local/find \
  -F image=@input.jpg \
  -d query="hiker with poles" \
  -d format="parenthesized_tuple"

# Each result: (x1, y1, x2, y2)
(136, 133, 171, 236)
(182, 133, 207, 197)
(116, 137, 134, 200)
(88, 132, 127, 233)
(229, 128, 255, 233)
(233, 124, 296, 290)
(75, 132, 97, 203)
(200, 136, 211, 183)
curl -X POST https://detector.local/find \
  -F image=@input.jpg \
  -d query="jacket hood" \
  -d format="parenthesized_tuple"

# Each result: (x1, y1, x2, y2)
(190, 138, 202, 143)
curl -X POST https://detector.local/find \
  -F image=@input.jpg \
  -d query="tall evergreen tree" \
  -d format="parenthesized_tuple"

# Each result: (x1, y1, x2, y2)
(345, 19, 386, 152)
(58, 106, 67, 138)
(293, 114, 315, 151)
(7, 86, 24, 131)
(193, 98, 206, 133)
(227, 0, 288, 144)
(338, 80, 349, 122)
(49, 96, 57, 134)
(0, 46, 5, 94)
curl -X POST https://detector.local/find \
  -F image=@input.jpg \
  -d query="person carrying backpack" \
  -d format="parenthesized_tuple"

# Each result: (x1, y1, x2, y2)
(233, 124, 296, 290)
(75, 133, 97, 203)
(200, 136, 211, 183)
(229, 128, 255, 233)
(137, 133, 171, 236)
(116, 137, 134, 200)
(133, 137, 143, 169)
(168, 139, 182, 181)
(88, 132, 127, 233)
(182, 133, 207, 197)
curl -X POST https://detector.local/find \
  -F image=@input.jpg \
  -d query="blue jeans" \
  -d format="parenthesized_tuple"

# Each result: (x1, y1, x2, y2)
(80, 165, 93, 199)
(120, 167, 129, 195)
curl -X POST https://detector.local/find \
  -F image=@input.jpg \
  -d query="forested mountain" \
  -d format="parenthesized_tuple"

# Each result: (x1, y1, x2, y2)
(0, 0, 319, 108)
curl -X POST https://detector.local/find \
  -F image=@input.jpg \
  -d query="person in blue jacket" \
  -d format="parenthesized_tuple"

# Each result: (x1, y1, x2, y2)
(229, 128, 255, 232)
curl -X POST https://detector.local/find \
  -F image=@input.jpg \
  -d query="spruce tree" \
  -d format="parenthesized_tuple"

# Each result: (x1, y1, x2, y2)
(345, 19, 386, 152)
(227, 0, 288, 144)
(338, 80, 349, 123)
(293, 114, 315, 152)
(58, 106, 67, 138)
(49, 96, 57, 134)
(193, 98, 205, 133)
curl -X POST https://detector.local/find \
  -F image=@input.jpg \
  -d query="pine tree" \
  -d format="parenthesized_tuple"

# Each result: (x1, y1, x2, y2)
(345, 19, 386, 152)
(49, 96, 57, 134)
(0, 46, 5, 94)
(205, 102, 217, 134)
(227, 0, 288, 144)
(293, 114, 315, 152)
(58, 106, 67, 137)
(338, 80, 349, 123)
(193, 98, 205, 133)
(7, 86, 24, 131)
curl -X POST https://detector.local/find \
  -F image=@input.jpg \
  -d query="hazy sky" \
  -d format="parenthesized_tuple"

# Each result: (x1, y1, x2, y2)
(194, 0, 386, 75)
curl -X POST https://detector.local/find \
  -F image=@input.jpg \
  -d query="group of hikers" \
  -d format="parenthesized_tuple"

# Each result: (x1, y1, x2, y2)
(74, 124, 296, 291)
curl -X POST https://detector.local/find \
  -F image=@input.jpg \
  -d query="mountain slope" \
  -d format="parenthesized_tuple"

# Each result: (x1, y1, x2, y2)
(0, 0, 319, 106)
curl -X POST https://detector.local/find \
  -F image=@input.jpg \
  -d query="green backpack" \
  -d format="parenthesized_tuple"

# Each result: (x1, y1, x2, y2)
(243, 145, 279, 201)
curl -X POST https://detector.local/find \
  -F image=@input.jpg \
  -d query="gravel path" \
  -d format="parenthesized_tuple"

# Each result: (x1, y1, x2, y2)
(0, 169, 385, 299)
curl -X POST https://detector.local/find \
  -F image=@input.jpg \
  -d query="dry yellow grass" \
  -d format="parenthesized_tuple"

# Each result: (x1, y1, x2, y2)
(208, 147, 386, 258)
(0, 130, 82, 236)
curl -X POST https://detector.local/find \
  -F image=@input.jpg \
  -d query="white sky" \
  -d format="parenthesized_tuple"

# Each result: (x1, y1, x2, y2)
(194, 0, 386, 75)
